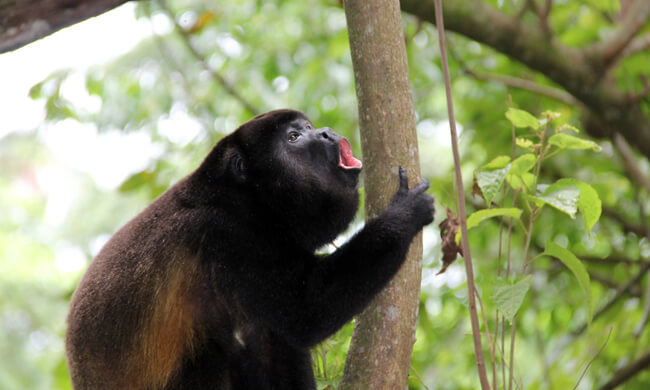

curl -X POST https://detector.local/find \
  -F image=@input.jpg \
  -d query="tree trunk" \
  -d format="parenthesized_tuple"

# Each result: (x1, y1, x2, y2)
(339, 1, 422, 389)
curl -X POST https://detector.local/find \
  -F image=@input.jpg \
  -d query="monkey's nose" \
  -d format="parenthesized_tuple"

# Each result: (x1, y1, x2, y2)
(319, 127, 339, 142)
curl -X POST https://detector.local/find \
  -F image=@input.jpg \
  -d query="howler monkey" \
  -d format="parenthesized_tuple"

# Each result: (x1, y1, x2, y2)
(66, 109, 434, 389)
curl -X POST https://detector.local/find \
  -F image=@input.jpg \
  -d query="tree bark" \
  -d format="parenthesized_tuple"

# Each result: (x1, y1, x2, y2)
(339, 1, 422, 389)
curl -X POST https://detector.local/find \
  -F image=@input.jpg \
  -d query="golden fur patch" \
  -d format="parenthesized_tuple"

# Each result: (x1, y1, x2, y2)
(124, 253, 201, 389)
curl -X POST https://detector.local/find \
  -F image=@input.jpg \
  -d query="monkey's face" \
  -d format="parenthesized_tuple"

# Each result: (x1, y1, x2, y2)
(277, 116, 362, 189)
(190, 109, 362, 250)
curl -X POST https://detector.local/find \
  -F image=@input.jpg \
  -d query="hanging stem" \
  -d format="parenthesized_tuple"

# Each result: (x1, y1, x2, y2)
(433, 1, 490, 389)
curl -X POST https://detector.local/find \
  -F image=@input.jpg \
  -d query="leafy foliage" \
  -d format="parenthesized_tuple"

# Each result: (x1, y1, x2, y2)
(543, 242, 593, 324)
(2, 0, 650, 389)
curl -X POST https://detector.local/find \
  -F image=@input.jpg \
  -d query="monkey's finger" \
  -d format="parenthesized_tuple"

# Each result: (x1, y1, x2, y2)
(398, 166, 409, 191)
(413, 179, 430, 194)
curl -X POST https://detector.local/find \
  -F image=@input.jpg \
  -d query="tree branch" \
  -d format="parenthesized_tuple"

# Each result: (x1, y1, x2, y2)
(613, 133, 650, 194)
(573, 328, 612, 390)
(537, 0, 553, 34)
(602, 207, 649, 239)
(620, 33, 650, 59)
(593, 0, 650, 65)
(0, 0, 130, 53)
(581, 255, 650, 267)
(634, 275, 650, 337)
(590, 272, 642, 297)
(468, 69, 580, 107)
(447, 41, 581, 107)
(598, 351, 650, 390)
(400, 0, 650, 160)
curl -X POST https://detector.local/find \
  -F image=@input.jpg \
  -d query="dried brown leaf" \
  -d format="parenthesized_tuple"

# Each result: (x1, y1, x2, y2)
(438, 208, 463, 274)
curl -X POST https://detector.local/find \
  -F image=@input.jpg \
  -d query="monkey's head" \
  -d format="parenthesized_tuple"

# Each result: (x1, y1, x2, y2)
(194, 109, 363, 250)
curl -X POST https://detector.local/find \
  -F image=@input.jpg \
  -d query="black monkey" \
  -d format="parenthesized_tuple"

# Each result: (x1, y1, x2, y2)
(65, 109, 434, 389)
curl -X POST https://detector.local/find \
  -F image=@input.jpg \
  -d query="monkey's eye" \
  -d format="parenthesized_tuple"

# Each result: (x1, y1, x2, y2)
(288, 132, 300, 143)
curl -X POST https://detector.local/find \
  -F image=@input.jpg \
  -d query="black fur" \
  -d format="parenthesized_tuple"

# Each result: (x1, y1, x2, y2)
(65, 109, 435, 389)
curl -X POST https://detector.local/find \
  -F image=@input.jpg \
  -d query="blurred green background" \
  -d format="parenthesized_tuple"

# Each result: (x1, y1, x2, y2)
(1, 0, 650, 389)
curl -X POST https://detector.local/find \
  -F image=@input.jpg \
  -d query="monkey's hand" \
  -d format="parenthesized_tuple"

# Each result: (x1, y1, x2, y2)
(383, 166, 435, 236)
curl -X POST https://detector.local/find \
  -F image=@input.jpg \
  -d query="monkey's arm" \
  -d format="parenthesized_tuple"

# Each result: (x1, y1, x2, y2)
(232, 169, 434, 346)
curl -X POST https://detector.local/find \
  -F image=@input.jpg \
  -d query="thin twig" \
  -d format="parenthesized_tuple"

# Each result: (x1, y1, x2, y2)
(516, 0, 534, 19)
(506, 95, 517, 279)
(508, 316, 516, 390)
(503, 96, 517, 390)
(449, 48, 580, 108)
(494, 315, 501, 390)
(572, 328, 613, 390)
(634, 192, 650, 337)
(433, 1, 490, 388)
(501, 321, 507, 389)
(529, 287, 552, 387)
(493, 320, 522, 390)
(157, 0, 260, 116)
(476, 290, 499, 390)
(497, 219, 504, 276)
(614, 132, 650, 194)
(634, 275, 650, 337)
(410, 364, 431, 390)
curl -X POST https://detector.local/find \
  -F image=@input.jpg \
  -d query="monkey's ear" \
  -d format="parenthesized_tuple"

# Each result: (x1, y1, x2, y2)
(228, 153, 247, 183)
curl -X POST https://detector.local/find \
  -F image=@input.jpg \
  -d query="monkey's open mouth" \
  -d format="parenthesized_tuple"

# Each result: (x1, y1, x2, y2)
(338, 139, 362, 170)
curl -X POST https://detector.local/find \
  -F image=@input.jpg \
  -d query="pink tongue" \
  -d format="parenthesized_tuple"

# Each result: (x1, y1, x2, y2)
(339, 139, 362, 169)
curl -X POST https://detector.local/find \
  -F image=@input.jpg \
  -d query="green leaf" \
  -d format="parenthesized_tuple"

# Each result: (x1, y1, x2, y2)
(578, 185, 601, 233)
(557, 123, 580, 133)
(534, 186, 580, 218)
(29, 81, 44, 99)
(548, 133, 602, 151)
(506, 172, 536, 192)
(543, 242, 593, 324)
(510, 153, 537, 175)
(54, 358, 73, 390)
(457, 208, 522, 243)
(467, 208, 522, 230)
(515, 137, 535, 150)
(119, 171, 154, 193)
(541, 110, 561, 121)
(506, 107, 539, 130)
(482, 155, 511, 169)
(546, 179, 602, 233)
(475, 164, 510, 205)
(86, 75, 105, 96)
(493, 276, 531, 322)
